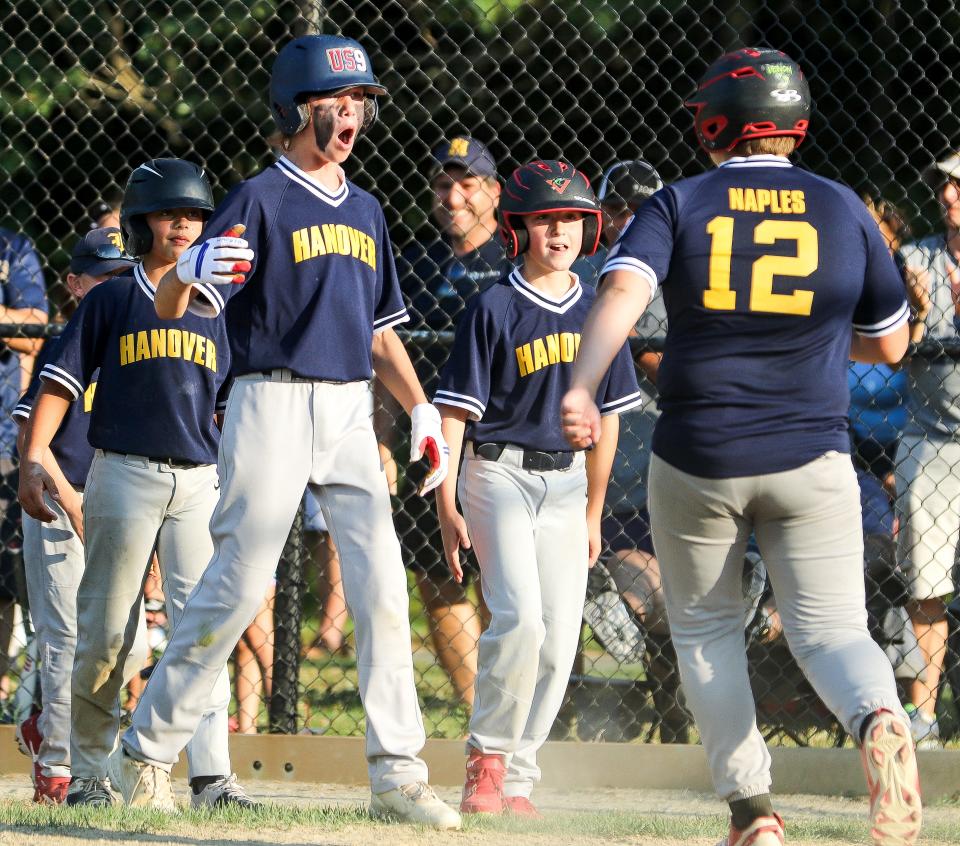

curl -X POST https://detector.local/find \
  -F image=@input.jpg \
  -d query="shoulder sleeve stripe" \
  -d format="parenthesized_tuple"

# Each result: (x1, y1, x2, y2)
(11, 403, 31, 420)
(188, 283, 224, 318)
(600, 257, 659, 299)
(853, 300, 910, 337)
(600, 391, 645, 416)
(40, 365, 81, 400)
(434, 390, 485, 420)
(373, 307, 410, 330)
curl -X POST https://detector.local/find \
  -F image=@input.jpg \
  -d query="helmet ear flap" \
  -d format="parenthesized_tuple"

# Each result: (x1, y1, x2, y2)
(580, 213, 601, 257)
(498, 212, 528, 259)
(122, 217, 153, 257)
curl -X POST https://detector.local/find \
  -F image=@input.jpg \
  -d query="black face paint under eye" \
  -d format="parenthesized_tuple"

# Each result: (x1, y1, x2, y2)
(312, 106, 336, 151)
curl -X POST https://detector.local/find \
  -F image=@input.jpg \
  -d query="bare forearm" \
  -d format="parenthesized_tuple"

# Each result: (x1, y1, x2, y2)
(371, 328, 428, 414)
(585, 413, 618, 522)
(0, 308, 47, 355)
(572, 271, 652, 395)
(22, 385, 72, 461)
(436, 409, 467, 513)
(155, 267, 194, 319)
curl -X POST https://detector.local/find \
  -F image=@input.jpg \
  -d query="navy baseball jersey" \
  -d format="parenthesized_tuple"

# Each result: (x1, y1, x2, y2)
(40, 265, 229, 465)
(14, 337, 97, 487)
(435, 269, 642, 451)
(185, 156, 408, 381)
(603, 154, 909, 479)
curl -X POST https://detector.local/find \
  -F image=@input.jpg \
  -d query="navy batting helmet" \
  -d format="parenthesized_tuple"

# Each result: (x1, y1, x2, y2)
(499, 160, 602, 259)
(121, 159, 214, 257)
(686, 48, 811, 153)
(270, 35, 387, 136)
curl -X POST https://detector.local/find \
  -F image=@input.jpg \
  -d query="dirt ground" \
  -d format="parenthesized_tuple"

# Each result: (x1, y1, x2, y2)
(0, 774, 954, 846)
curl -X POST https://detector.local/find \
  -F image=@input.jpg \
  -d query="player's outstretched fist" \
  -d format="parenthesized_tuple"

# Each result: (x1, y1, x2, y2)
(410, 403, 450, 495)
(176, 224, 254, 286)
(561, 386, 601, 450)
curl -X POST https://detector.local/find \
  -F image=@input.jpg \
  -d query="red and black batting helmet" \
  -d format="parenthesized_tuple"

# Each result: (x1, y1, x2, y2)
(686, 48, 811, 153)
(499, 160, 602, 259)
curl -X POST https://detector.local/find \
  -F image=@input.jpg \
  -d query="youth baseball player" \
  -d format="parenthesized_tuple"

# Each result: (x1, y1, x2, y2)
(435, 160, 641, 816)
(110, 35, 459, 829)
(19, 159, 253, 809)
(561, 49, 921, 846)
(13, 228, 136, 804)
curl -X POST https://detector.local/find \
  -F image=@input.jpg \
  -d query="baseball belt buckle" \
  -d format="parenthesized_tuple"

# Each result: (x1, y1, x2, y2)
(521, 450, 573, 472)
(475, 442, 506, 461)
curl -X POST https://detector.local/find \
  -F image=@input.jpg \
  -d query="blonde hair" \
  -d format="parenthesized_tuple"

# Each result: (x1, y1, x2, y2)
(732, 137, 798, 157)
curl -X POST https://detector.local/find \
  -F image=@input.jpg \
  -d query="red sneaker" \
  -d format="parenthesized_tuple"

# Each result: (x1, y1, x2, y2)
(33, 773, 70, 805)
(860, 709, 922, 846)
(504, 796, 541, 818)
(460, 750, 505, 815)
(721, 813, 785, 846)
(16, 711, 43, 786)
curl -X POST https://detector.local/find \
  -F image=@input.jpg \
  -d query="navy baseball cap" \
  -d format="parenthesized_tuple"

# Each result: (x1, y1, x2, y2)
(431, 136, 497, 178)
(70, 228, 137, 276)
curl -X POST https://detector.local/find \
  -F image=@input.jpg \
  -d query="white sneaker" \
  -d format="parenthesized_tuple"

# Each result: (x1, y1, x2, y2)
(908, 709, 940, 750)
(107, 746, 176, 811)
(369, 782, 462, 830)
(191, 774, 259, 809)
(861, 710, 922, 846)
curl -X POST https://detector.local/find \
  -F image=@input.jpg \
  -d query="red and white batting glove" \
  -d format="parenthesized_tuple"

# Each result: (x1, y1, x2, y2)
(176, 224, 254, 286)
(410, 403, 449, 496)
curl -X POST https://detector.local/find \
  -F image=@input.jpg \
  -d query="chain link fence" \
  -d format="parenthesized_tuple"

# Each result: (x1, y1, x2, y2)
(0, 0, 959, 749)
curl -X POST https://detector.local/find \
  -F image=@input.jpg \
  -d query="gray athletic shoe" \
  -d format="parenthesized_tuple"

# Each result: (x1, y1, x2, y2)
(66, 776, 116, 807)
(107, 746, 176, 811)
(191, 774, 259, 809)
(369, 782, 462, 830)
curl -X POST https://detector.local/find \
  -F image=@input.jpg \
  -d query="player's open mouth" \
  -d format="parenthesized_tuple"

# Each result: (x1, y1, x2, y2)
(549, 243, 568, 251)
(338, 128, 355, 146)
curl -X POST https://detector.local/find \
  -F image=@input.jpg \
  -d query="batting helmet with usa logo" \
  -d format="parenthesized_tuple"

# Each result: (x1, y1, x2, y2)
(498, 160, 602, 259)
(270, 35, 387, 136)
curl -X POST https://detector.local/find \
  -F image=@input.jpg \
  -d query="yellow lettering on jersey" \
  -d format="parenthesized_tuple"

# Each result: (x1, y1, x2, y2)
(729, 188, 806, 215)
(135, 331, 150, 362)
(532, 338, 549, 371)
(791, 190, 805, 213)
(756, 188, 771, 213)
(205, 339, 217, 371)
(194, 336, 206, 364)
(743, 189, 759, 212)
(515, 344, 534, 377)
(120, 333, 134, 365)
(182, 331, 198, 363)
(560, 332, 577, 362)
(83, 382, 97, 413)
(168, 329, 182, 357)
(545, 333, 560, 364)
(292, 228, 310, 264)
(150, 329, 166, 358)
(729, 188, 745, 211)
(322, 224, 338, 254)
(291, 224, 378, 270)
(309, 225, 326, 259)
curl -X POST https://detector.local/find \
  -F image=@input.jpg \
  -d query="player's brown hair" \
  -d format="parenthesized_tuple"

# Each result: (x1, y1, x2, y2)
(731, 137, 798, 157)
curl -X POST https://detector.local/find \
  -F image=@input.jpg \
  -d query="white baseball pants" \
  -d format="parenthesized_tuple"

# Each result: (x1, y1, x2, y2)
(648, 451, 905, 801)
(459, 444, 588, 798)
(123, 374, 430, 792)
(71, 450, 231, 780)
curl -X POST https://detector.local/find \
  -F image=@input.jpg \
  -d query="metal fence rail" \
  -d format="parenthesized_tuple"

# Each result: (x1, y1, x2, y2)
(0, 0, 957, 750)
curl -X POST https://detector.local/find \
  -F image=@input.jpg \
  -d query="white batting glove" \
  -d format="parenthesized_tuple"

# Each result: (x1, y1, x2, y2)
(410, 403, 449, 496)
(176, 235, 254, 287)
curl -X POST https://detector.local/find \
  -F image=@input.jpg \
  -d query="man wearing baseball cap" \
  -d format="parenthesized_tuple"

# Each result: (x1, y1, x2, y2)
(393, 137, 510, 711)
(69, 228, 135, 277)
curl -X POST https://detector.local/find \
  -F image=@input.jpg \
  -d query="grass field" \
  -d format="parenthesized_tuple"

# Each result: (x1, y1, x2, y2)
(0, 777, 957, 846)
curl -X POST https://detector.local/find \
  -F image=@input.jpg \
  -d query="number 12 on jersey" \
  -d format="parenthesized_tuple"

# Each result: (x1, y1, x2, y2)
(704, 216, 818, 316)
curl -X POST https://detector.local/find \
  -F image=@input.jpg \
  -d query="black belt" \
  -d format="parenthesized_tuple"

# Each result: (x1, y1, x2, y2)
(148, 456, 201, 469)
(475, 442, 574, 472)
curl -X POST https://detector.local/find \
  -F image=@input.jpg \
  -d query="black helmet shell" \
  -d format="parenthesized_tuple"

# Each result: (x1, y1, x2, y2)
(499, 160, 602, 259)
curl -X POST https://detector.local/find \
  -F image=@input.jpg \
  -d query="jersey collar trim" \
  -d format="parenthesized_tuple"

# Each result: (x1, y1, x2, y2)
(134, 264, 156, 302)
(508, 268, 583, 314)
(719, 154, 793, 169)
(275, 156, 350, 207)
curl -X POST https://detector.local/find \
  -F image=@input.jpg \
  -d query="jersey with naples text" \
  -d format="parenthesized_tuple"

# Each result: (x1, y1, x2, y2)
(13, 336, 97, 487)
(435, 269, 642, 452)
(40, 265, 229, 465)
(185, 156, 408, 381)
(603, 153, 909, 479)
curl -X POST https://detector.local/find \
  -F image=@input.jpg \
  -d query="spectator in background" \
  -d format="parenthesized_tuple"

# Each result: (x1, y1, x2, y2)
(894, 152, 960, 747)
(0, 228, 49, 712)
(395, 137, 509, 707)
(88, 190, 123, 231)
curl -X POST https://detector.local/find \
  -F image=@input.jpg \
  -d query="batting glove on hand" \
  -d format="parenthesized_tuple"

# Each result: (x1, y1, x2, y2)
(176, 234, 254, 287)
(410, 403, 449, 496)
